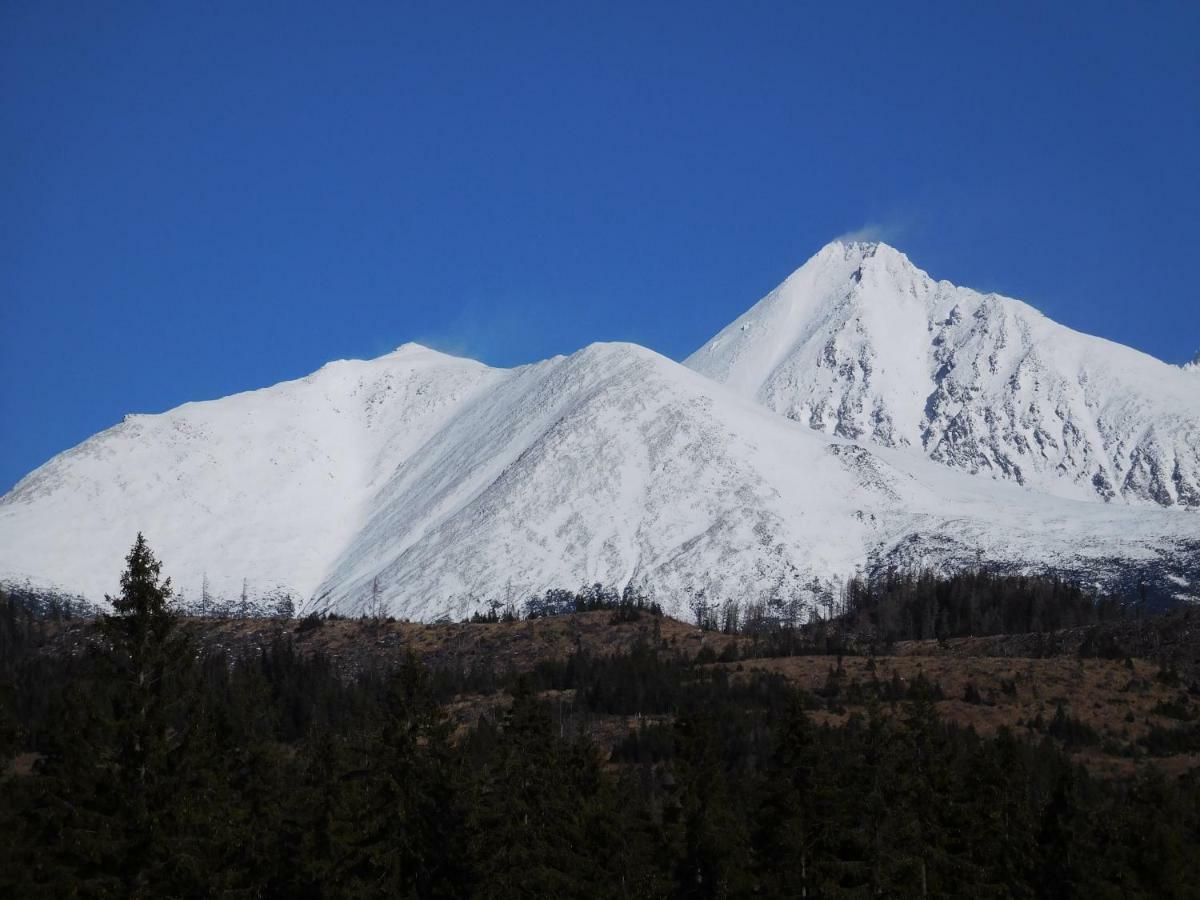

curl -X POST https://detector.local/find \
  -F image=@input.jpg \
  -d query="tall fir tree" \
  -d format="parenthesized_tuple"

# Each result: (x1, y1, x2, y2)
(99, 533, 193, 896)
(467, 677, 593, 898)
(670, 709, 752, 899)
(340, 655, 467, 899)
(754, 695, 834, 898)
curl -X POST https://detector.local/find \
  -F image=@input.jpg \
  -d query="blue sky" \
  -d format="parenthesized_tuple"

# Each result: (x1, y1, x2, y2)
(2, 1, 1198, 491)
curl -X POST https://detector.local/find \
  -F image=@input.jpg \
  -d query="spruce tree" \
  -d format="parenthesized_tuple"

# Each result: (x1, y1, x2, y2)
(340, 655, 466, 898)
(7, 535, 188, 897)
(100, 533, 192, 896)
(670, 709, 752, 898)
(754, 695, 833, 897)
(467, 677, 591, 897)
(9, 673, 125, 896)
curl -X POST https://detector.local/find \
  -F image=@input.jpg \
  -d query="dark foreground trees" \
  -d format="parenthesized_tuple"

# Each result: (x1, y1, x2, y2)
(2, 540, 1199, 897)
(4, 533, 193, 896)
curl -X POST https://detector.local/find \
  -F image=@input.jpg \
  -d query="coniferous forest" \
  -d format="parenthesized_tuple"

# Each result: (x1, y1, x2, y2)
(2, 537, 1199, 898)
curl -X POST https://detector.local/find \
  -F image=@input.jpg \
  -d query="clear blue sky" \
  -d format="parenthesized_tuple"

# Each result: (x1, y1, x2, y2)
(3, 1, 1198, 491)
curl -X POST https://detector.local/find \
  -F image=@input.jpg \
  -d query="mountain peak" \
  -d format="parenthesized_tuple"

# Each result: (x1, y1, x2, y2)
(3, 241, 1198, 616)
(687, 240, 1200, 508)
(817, 237, 906, 258)
(792, 240, 921, 292)
(391, 341, 436, 355)
(384, 342, 483, 366)
(821, 237, 881, 253)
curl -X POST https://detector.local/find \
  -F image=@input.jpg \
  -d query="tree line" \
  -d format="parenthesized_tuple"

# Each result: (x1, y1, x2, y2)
(1, 538, 1198, 896)
(685, 569, 1135, 655)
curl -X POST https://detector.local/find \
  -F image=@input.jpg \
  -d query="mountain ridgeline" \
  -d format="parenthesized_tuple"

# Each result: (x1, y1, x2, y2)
(686, 241, 1200, 508)
(1, 241, 1197, 620)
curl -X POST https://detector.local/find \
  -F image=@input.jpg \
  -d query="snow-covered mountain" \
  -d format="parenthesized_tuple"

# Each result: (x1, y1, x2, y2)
(1, 339, 1196, 619)
(686, 241, 1200, 508)
(0, 344, 512, 608)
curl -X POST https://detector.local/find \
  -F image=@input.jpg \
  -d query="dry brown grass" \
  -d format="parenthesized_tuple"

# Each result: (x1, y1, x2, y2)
(42, 610, 731, 676)
(167, 610, 725, 675)
(724, 654, 1199, 777)
(37, 612, 1199, 777)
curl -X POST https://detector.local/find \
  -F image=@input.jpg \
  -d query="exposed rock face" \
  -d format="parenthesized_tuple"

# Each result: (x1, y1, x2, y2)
(687, 241, 1200, 508)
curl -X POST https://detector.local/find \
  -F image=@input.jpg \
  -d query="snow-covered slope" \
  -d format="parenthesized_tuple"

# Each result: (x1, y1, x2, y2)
(1, 341, 1196, 619)
(0, 345, 504, 608)
(686, 241, 1200, 507)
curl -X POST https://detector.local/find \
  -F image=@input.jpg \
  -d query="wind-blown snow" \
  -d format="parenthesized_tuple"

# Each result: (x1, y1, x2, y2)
(1, 337, 1196, 620)
(686, 241, 1200, 508)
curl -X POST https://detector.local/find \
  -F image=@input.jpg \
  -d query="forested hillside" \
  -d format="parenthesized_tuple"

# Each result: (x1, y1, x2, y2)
(2, 541, 1199, 897)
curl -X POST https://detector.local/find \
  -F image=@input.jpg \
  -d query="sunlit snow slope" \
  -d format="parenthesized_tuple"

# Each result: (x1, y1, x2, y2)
(0, 345, 503, 610)
(686, 241, 1200, 507)
(1, 340, 1196, 619)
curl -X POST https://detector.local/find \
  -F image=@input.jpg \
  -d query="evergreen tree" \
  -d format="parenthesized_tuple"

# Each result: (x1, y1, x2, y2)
(3, 548, 1200, 898)
(467, 677, 593, 897)
(10, 674, 125, 896)
(99, 533, 193, 895)
(753, 696, 832, 897)
(1037, 761, 1089, 899)
(670, 710, 752, 898)
(956, 728, 1037, 896)
(340, 655, 466, 898)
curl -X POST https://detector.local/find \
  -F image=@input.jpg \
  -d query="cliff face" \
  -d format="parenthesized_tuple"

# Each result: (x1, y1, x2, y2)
(687, 241, 1200, 508)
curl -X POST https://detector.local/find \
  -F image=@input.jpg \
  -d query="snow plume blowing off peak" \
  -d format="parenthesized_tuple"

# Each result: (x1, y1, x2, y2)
(686, 240, 1200, 508)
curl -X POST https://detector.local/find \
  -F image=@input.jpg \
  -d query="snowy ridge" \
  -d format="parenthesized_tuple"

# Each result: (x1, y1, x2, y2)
(0, 345, 504, 611)
(1, 336, 1197, 620)
(686, 241, 1200, 507)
